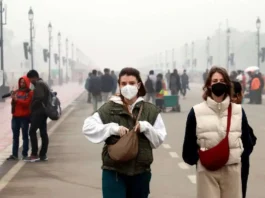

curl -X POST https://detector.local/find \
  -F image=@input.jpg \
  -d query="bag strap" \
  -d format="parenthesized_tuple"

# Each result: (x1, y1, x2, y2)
(135, 103, 144, 123)
(226, 103, 232, 136)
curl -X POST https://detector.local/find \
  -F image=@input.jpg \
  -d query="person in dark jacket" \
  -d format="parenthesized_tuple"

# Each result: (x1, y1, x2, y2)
(181, 69, 189, 98)
(25, 70, 50, 162)
(232, 81, 257, 198)
(257, 72, 264, 104)
(85, 73, 92, 103)
(89, 70, 102, 112)
(111, 70, 118, 94)
(101, 68, 114, 103)
(7, 76, 33, 160)
(169, 69, 181, 95)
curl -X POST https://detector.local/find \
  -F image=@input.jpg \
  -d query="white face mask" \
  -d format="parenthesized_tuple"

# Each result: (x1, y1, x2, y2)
(121, 84, 139, 100)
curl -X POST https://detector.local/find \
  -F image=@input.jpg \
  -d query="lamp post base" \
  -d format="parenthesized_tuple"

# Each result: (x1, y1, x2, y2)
(0, 85, 10, 102)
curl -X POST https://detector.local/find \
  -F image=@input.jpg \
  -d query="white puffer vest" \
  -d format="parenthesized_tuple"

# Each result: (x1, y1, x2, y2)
(193, 96, 243, 172)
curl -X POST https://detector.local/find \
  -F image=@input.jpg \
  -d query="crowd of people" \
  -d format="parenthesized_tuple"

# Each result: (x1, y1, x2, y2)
(84, 68, 118, 112)
(144, 69, 189, 105)
(82, 66, 257, 198)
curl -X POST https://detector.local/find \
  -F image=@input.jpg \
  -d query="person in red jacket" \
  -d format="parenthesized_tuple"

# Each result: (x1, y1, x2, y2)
(7, 76, 33, 160)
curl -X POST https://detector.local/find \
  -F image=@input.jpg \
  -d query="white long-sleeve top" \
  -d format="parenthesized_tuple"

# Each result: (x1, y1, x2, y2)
(82, 96, 167, 149)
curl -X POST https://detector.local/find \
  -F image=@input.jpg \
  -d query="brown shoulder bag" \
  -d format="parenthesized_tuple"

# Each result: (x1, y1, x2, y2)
(108, 104, 143, 162)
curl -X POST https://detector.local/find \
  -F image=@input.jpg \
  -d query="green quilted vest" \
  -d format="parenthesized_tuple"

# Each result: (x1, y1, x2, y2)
(97, 100, 160, 176)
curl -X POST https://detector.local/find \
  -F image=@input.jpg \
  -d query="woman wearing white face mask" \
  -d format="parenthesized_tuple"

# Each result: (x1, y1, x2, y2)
(82, 67, 167, 198)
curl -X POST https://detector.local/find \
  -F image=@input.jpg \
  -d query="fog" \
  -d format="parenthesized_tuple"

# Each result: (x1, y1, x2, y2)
(5, 0, 265, 70)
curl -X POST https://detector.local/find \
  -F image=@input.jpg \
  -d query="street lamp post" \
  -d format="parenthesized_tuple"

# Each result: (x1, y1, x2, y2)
(0, 0, 6, 87)
(184, 43, 188, 68)
(58, 32, 62, 85)
(172, 48, 175, 70)
(206, 36, 210, 69)
(0, 0, 8, 102)
(28, 7, 34, 69)
(48, 22, 52, 86)
(71, 42, 74, 81)
(65, 38, 68, 83)
(191, 41, 194, 70)
(256, 17, 261, 68)
(226, 28, 231, 72)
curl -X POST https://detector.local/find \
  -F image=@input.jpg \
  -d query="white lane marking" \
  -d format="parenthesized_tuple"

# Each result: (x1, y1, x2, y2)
(162, 144, 171, 149)
(188, 175, 196, 184)
(0, 107, 75, 192)
(178, 162, 190, 170)
(169, 152, 179, 158)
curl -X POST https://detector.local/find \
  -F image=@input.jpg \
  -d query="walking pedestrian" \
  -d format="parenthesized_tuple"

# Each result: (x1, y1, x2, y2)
(111, 70, 118, 94)
(231, 81, 257, 198)
(85, 73, 92, 103)
(181, 69, 189, 99)
(182, 66, 253, 198)
(101, 68, 114, 103)
(144, 70, 156, 104)
(83, 67, 167, 198)
(89, 70, 102, 112)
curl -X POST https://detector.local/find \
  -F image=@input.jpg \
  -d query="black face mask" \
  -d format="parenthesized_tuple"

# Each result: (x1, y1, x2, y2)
(211, 83, 228, 97)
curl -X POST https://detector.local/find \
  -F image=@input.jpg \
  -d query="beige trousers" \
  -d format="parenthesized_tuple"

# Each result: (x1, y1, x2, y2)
(197, 163, 242, 198)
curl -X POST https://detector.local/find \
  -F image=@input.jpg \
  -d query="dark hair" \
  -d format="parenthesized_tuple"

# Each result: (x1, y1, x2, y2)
(118, 67, 146, 97)
(202, 66, 232, 100)
(157, 73, 163, 78)
(104, 68, 110, 73)
(91, 70, 97, 75)
(149, 70, 154, 75)
(232, 81, 242, 96)
(27, 70, 39, 78)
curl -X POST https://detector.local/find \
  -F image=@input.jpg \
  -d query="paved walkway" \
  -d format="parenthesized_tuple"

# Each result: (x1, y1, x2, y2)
(0, 84, 264, 197)
(0, 82, 85, 165)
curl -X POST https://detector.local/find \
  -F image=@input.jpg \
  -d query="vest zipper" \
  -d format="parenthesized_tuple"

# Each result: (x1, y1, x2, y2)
(217, 103, 222, 138)
(116, 172, 119, 182)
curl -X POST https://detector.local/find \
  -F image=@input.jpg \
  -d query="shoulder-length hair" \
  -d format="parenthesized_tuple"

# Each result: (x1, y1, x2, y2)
(202, 66, 232, 100)
(118, 67, 146, 97)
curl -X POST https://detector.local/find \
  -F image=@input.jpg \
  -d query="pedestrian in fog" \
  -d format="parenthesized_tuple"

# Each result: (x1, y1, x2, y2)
(144, 70, 156, 104)
(7, 76, 33, 160)
(111, 70, 118, 94)
(88, 70, 102, 112)
(182, 66, 253, 198)
(232, 81, 257, 198)
(101, 68, 114, 103)
(82, 67, 167, 198)
(181, 69, 189, 99)
(25, 70, 50, 162)
(85, 72, 92, 103)
(169, 69, 181, 95)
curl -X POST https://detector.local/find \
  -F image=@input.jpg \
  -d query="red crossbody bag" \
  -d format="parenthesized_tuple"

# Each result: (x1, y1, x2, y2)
(199, 103, 232, 171)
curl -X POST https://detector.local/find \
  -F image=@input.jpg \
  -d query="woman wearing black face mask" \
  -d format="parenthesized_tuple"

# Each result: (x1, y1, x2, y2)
(182, 66, 253, 198)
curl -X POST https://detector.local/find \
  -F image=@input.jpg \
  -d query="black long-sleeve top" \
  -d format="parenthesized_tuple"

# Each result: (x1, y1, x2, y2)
(182, 108, 255, 166)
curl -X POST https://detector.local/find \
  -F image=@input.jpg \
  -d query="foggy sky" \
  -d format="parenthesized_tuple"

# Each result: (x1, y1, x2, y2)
(6, 0, 265, 70)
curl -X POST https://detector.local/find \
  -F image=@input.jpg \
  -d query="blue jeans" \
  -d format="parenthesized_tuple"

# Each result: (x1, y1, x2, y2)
(11, 117, 30, 157)
(102, 170, 151, 198)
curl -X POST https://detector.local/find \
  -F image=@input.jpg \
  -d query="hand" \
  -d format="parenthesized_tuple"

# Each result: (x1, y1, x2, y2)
(11, 93, 16, 100)
(118, 126, 129, 137)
